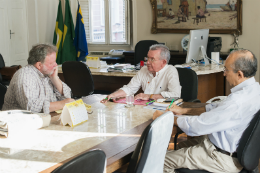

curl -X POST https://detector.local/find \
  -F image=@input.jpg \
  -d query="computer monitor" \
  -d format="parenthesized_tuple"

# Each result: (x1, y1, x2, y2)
(186, 29, 209, 65)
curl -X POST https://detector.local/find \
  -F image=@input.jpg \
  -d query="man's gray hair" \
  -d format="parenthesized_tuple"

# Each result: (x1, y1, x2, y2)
(149, 44, 170, 63)
(230, 49, 257, 78)
(28, 43, 57, 65)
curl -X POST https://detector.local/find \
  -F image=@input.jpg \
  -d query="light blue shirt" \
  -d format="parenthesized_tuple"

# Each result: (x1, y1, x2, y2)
(177, 77, 260, 153)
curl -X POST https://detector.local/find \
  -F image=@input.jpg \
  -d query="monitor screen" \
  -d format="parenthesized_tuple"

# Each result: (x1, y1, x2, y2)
(186, 29, 209, 64)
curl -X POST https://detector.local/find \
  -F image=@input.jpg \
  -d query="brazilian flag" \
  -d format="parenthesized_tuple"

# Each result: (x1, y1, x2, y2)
(53, 0, 63, 62)
(60, 0, 77, 64)
(73, 2, 89, 61)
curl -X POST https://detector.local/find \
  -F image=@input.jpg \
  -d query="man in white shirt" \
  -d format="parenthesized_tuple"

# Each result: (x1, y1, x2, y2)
(101, 44, 181, 102)
(158, 49, 260, 173)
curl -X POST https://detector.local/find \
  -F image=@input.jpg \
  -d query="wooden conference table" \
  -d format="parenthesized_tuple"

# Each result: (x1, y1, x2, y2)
(0, 102, 206, 173)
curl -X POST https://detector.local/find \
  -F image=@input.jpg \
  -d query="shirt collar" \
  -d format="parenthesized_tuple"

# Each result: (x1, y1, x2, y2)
(28, 65, 46, 78)
(231, 77, 256, 93)
(150, 64, 168, 77)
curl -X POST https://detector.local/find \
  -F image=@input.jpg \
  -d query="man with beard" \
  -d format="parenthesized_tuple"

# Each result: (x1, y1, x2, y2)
(2, 44, 74, 113)
(101, 44, 181, 103)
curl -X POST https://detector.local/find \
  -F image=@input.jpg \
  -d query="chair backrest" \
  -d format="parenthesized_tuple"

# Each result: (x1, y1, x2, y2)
(62, 61, 94, 98)
(176, 68, 198, 102)
(0, 54, 5, 69)
(126, 112, 174, 173)
(237, 109, 260, 171)
(134, 40, 159, 65)
(0, 83, 7, 110)
(51, 149, 106, 173)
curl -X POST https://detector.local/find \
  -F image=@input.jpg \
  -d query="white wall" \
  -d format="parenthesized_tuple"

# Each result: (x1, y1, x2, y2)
(27, 0, 38, 50)
(34, 0, 260, 81)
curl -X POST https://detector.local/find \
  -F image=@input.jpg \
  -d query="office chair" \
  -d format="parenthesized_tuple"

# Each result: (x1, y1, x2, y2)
(0, 83, 7, 110)
(176, 68, 200, 102)
(114, 111, 174, 173)
(51, 149, 106, 173)
(0, 53, 21, 86)
(175, 109, 260, 173)
(173, 68, 201, 150)
(62, 61, 95, 98)
(134, 40, 159, 65)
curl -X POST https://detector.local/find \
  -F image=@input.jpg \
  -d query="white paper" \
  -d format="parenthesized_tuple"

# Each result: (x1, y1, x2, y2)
(143, 105, 167, 110)
(82, 94, 107, 105)
(0, 111, 51, 137)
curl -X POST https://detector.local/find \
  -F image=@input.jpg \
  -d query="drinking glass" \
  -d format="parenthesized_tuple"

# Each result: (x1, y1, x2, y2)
(125, 95, 134, 107)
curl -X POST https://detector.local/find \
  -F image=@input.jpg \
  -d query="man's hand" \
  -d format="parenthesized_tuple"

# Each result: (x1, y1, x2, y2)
(49, 98, 75, 112)
(62, 98, 75, 105)
(134, 93, 150, 100)
(49, 66, 58, 79)
(101, 94, 115, 103)
(166, 104, 187, 115)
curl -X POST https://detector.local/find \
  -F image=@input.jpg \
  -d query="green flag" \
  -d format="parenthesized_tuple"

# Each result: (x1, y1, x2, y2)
(53, 0, 63, 62)
(59, 0, 77, 64)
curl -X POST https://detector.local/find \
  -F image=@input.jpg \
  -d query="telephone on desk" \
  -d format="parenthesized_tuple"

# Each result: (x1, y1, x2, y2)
(109, 49, 125, 56)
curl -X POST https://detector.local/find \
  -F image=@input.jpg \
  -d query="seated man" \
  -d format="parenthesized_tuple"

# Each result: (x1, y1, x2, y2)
(101, 44, 181, 102)
(196, 6, 205, 18)
(155, 49, 260, 173)
(2, 44, 74, 113)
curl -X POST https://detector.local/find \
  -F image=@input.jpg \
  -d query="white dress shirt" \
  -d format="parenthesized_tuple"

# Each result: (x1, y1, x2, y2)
(177, 77, 260, 153)
(120, 64, 181, 98)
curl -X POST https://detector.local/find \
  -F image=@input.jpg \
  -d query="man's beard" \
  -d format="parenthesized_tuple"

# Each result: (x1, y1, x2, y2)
(42, 65, 54, 76)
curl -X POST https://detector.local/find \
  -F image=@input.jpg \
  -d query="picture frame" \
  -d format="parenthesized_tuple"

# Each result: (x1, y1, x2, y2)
(150, 0, 242, 35)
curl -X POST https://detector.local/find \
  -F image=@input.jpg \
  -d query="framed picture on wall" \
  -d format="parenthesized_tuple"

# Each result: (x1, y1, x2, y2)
(150, 0, 242, 34)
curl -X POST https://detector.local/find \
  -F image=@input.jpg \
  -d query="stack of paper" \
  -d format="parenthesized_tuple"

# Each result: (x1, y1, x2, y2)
(107, 64, 135, 72)
(0, 110, 51, 137)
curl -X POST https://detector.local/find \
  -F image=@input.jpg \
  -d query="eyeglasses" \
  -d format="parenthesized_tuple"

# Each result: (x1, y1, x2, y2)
(223, 66, 229, 73)
(144, 57, 160, 63)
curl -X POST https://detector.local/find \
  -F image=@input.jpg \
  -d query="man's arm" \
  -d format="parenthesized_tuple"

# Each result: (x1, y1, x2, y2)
(168, 104, 206, 115)
(101, 89, 127, 103)
(49, 66, 63, 94)
(49, 98, 74, 112)
(134, 93, 164, 101)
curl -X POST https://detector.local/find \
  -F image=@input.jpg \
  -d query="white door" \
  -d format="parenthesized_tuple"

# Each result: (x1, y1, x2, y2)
(8, 0, 28, 66)
(0, 0, 10, 65)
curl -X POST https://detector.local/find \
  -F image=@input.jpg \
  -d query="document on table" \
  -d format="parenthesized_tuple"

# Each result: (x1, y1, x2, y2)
(143, 105, 167, 111)
(82, 94, 107, 105)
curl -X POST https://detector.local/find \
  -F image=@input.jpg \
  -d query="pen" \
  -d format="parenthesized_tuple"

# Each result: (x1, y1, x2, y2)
(146, 100, 155, 105)
(168, 98, 175, 109)
(176, 102, 183, 106)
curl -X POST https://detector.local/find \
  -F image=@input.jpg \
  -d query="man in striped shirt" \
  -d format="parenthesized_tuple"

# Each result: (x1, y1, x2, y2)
(2, 44, 74, 113)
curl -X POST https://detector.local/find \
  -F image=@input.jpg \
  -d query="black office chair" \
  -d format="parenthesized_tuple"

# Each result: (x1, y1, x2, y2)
(51, 149, 106, 173)
(134, 40, 159, 65)
(62, 61, 95, 98)
(173, 68, 201, 150)
(114, 111, 174, 173)
(0, 83, 7, 110)
(176, 68, 200, 102)
(0, 53, 21, 86)
(175, 109, 260, 173)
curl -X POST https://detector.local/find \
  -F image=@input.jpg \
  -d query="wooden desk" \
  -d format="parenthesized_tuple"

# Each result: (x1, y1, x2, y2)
(88, 65, 225, 103)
